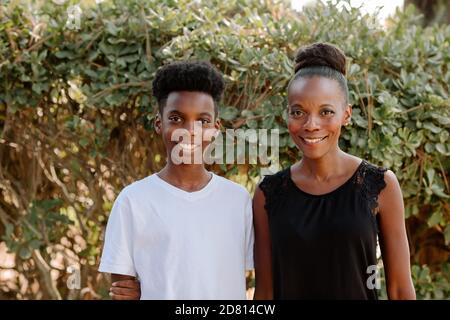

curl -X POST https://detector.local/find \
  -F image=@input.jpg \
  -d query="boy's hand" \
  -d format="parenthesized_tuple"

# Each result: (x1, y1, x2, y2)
(110, 279, 141, 300)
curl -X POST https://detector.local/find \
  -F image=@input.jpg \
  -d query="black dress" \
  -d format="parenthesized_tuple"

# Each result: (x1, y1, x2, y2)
(259, 160, 387, 300)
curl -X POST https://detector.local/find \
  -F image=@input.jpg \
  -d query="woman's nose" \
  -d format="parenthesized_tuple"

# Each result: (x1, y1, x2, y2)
(303, 115, 320, 131)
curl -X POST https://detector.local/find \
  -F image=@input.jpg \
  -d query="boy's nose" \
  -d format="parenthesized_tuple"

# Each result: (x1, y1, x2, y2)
(185, 121, 202, 135)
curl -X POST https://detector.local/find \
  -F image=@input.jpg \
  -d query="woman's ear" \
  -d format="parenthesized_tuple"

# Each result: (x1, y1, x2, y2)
(343, 103, 352, 126)
(154, 113, 162, 134)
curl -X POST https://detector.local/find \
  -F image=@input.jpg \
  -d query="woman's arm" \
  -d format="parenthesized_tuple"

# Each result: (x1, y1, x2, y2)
(252, 185, 274, 300)
(377, 170, 416, 300)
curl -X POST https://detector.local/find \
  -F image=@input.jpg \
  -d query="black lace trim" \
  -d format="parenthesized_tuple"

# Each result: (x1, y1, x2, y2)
(355, 160, 388, 216)
(260, 161, 388, 218)
(259, 169, 290, 216)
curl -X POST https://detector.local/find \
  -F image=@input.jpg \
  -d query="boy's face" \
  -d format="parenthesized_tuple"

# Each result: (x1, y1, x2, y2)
(155, 91, 220, 165)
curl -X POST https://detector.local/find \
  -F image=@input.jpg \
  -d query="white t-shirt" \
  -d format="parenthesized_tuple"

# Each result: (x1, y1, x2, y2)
(99, 173, 254, 300)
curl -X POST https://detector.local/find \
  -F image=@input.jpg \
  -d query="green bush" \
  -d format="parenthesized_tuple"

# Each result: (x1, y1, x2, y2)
(0, 0, 448, 299)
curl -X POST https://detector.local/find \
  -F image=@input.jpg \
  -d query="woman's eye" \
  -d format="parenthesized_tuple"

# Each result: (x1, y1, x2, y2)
(200, 119, 211, 125)
(321, 110, 335, 116)
(290, 110, 304, 117)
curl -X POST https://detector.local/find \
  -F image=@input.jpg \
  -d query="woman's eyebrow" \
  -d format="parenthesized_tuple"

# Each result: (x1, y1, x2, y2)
(319, 104, 335, 108)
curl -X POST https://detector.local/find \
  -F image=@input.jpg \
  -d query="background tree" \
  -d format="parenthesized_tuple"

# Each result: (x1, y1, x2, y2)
(0, 0, 449, 299)
(405, 0, 450, 25)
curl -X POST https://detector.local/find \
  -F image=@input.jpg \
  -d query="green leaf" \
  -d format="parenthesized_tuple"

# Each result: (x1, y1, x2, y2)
(220, 106, 239, 121)
(424, 142, 435, 153)
(38, 199, 62, 211)
(105, 21, 119, 36)
(19, 247, 32, 260)
(29, 239, 43, 250)
(423, 122, 442, 134)
(79, 138, 89, 147)
(427, 211, 442, 227)
(444, 225, 450, 246)
(435, 143, 448, 155)
(435, 116, 450, 126)
(55, 50, 75, 59)
(426, 168, 435, 185)
(4, 223, 14, 239)
(439, 130, 449, 144)
(430, 185, 449, 198)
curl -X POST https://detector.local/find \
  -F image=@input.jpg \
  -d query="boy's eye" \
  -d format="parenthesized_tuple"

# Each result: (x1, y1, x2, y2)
(168, 116, 182, 123)
(200, 119, 211, 124)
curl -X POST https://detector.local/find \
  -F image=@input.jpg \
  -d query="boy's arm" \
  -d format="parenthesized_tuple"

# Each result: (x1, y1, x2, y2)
(99, 193, 140, 299)
(109, 274, 141, 300)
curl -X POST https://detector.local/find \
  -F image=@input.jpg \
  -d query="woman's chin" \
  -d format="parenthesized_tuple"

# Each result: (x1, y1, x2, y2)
(301, 152, 326, 160)
(296, 147, 328, 160)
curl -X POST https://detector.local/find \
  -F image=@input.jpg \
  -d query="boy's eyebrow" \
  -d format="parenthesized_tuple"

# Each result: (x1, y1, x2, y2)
(166, 109, 184, 116)
(198, 112, 214, 117)
(166, 110, 214, 118)
(289, 103, 335, 109)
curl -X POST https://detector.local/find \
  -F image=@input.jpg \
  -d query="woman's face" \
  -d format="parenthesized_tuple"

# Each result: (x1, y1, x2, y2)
(287, 76, 351, 160)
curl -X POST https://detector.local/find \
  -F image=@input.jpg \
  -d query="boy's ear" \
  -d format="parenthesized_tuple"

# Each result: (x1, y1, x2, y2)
(154, 113, 162, 134)
(211, 119, 221, 139)
(214, 118, 221, 131)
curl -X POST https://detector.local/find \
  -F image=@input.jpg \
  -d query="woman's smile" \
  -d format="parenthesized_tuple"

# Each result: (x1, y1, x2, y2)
(299, 135, 329, 146)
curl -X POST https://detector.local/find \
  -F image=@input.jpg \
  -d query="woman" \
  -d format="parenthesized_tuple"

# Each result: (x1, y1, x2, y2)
(253, 43, 416, 300)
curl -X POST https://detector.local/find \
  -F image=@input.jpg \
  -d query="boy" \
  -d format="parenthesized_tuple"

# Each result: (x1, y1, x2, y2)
(99, 61, 254, 299)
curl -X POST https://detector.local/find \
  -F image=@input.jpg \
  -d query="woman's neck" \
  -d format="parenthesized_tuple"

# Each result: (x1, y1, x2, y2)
(297, 148, 351, 182)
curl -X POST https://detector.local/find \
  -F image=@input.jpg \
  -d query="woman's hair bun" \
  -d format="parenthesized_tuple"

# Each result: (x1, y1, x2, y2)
(294, 42, 347, 76)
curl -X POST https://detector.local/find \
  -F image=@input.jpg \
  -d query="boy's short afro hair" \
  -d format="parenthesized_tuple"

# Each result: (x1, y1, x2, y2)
(152, 61, 225, 115)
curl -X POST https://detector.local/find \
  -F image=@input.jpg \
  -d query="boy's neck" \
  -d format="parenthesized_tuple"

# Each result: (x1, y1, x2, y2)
(157, 163, 212, 192)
